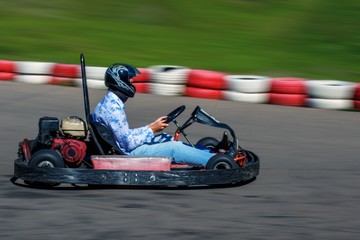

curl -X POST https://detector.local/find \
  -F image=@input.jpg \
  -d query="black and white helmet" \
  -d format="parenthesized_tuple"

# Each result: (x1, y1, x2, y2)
(104, 63, 140, 97)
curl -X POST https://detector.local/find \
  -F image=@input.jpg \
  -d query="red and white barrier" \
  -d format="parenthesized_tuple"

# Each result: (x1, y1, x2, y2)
(1, 59, 358, 111)
(187, 70, 227, 90)
(269, 93, 307, 107)
(306, 80, 356, 99)
(149, 65, 189, 85)
(85, 66, 107, 80)
(306, 80, 356, 110)
(133, 82, 150, 93)
(185, 87, 224, 100)
(223, 91, 269, 103)
(15, 61, 55, 75)
(306, 98, 354, 110)
(147, 65, 189, 96)
(184, 70, 227, 100)
(74, 78, 106, 89)
(352, 84, 360, 110)
(0, 72, 17, 81)
(270, 78, 307, 94)
(149, 83, 185, 96)
(0, 60, 17, 72)
(132, 68, 151, 93)
(0, 60, 17, 81)
(269, 78, 308, 107)
(225, 75, 271, 93)
(224, 75, 271, 103)
(49, 64, 80, 86)
(133, 68, 151, 83)
(14, 75, 51, 85)
(48, 77, 76, 86)
(52, 64, 80, 78)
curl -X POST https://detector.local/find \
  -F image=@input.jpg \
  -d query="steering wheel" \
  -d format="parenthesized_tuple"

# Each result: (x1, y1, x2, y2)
(165, 105, 186, 123)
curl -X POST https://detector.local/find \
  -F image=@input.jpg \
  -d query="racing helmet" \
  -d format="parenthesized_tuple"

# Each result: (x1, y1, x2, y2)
(104, 63, 140, 97)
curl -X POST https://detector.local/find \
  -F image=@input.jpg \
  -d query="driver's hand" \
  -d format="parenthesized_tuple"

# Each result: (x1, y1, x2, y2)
(148, 116, 169, 133)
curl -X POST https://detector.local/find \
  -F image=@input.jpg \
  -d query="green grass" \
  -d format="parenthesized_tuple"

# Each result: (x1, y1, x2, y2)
(0, 0, 359, 81)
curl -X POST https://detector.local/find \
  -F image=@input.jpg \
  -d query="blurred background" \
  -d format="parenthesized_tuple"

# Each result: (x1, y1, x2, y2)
(0, 0, 359, 82)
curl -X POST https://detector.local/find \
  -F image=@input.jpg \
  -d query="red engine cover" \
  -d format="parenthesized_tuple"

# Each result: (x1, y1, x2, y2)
(51, 138, 87, 166)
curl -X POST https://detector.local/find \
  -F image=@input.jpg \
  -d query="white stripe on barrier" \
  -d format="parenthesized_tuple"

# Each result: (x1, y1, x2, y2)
(306, 80, 356, 99)
(148, 65, 187, 73)
(151, 69, 190, 84)
(149, 83, 185, 96)
(74, 78, 106, 89)
(15, 61, 55, 75)
(85, 66, 107, 80)
(223, 91, 269, 103)
(14, 75, 51, 84)
(224, 75, 271, 93)
(307, 98, 354, 110)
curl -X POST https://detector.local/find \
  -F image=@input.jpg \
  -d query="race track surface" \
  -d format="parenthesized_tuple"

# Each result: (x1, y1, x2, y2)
(1, 81, 359, 240)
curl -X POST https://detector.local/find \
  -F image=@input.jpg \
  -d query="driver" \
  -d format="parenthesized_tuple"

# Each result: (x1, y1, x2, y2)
(92, 63, 215, 166)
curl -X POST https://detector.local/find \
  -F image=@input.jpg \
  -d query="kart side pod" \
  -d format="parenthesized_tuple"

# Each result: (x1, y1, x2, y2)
(91, 155, 172, 171)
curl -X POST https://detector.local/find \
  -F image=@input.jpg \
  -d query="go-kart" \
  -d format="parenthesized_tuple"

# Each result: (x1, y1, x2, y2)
(11, 54, 259, 188)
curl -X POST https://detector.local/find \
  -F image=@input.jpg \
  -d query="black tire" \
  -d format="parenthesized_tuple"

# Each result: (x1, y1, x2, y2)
(29, 149, 65, 168)
(26, 149, 64, 187)
(196, 137, 219, 149)
(206, 154, 239, 170)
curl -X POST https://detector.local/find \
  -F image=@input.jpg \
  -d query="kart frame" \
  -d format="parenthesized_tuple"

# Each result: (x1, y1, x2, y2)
(11, 54, 260, 188)
(13, 156, 259, 187)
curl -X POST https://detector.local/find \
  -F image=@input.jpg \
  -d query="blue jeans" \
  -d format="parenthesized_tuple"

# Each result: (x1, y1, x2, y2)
(129, 133, 214, 166)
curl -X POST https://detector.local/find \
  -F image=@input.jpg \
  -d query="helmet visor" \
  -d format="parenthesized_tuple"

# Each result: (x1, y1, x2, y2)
(125, 64, 141, 79)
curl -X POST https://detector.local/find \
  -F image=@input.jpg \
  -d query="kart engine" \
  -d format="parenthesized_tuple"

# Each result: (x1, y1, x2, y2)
(51, 138, 86, 167)
(38, 116, 88, 167)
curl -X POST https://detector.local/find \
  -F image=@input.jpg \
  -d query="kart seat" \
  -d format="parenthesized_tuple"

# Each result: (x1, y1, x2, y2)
(89, 120, 125, 155)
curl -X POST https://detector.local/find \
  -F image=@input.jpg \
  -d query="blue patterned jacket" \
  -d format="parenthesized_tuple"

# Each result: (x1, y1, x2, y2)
(92, 91, 154, 154)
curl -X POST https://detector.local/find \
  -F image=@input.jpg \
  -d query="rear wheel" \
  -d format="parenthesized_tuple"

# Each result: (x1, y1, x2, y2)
(206, 154, 238, 170)
(26, 149, 64, 187)
(29, 149, 65, 168)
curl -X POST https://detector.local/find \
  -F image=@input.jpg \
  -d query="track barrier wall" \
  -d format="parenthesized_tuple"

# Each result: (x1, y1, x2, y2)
(1, 60, 359, 111)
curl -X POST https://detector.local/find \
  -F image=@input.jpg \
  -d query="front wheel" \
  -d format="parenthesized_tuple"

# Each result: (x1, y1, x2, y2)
(206, 154, 239, 170)
(196, 137, 219, 150)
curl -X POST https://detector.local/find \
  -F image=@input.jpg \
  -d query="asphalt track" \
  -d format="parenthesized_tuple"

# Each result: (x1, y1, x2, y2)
(1, 81, 359, 240)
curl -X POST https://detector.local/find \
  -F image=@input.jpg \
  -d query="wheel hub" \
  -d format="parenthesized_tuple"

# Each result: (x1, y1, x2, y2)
(37, 161, 55, 168)
(214, 162, 231, 169)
